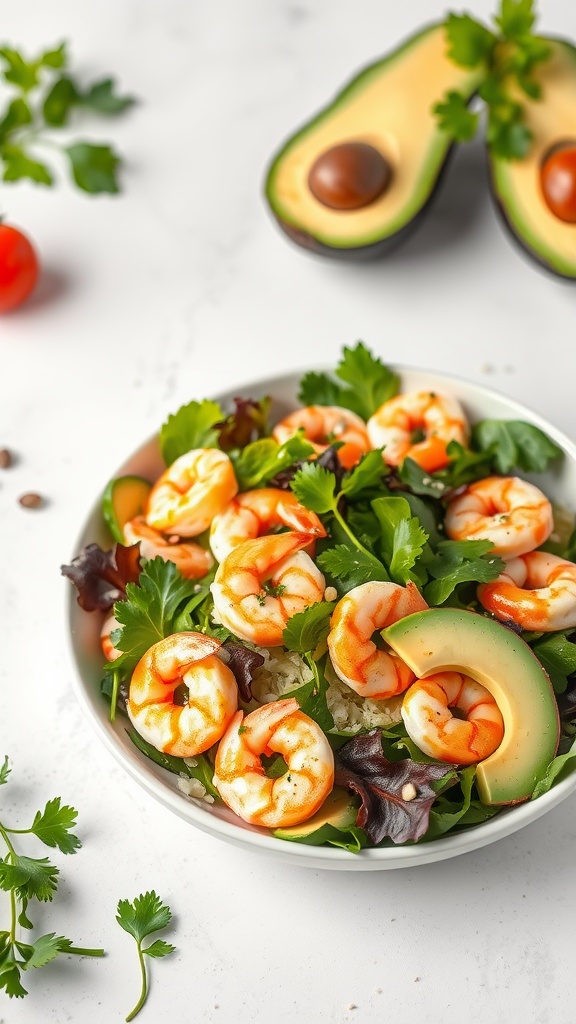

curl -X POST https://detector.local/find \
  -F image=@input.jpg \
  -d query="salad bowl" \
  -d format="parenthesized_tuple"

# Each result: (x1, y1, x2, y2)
(67, 364, 576, 870)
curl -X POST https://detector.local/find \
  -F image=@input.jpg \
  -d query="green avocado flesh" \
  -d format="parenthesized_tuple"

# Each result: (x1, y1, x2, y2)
(490, 38, 576, 279)
(383, 609, 560, 806)
(102, 475, 152, 543)
(273, 787, 358, 843)
(264, 22, 483, 253)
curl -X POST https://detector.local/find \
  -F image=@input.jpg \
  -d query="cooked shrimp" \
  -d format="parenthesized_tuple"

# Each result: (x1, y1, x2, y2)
(478, 551, 576, 631)
(272, 405, 370, 469)
(367, 390, 469, 472)
(327, 581, 428, 699)
(146, 448, 238, 537)
(209, 487, 326, 563)
(127, 632, 238, 757)
(213, 698, 334, 827)
(124, 515, 213, 578)
(444, 475, 553, 557)
(210, 532, 326, 647)
(401, 672, 504, 765)
(101, 613, 122, 662)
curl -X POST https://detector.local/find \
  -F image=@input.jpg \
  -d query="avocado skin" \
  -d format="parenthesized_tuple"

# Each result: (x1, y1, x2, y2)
(489, 178, 576, 283)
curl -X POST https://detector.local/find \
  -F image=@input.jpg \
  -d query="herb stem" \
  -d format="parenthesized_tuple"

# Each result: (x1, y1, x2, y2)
(65, 945, 106, 957)
(333, 505, 374, 560)
(125, 940, 148, 1022)
(0, 822, 17, 943)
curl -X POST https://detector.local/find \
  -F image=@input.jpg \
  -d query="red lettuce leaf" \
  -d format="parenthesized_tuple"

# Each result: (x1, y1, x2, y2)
(217, 397, 270, 451)
(61, 542, 141, 612)
(220, 641, 265, 702)
(335, 730, 453, 845)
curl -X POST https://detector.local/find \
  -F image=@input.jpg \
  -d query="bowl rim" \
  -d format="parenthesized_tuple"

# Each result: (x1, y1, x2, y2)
(66, 361, 576, 869)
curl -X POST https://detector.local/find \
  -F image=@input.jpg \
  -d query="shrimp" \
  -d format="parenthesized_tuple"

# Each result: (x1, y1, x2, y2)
(327, 581, 428, 699)
(401, 672, 504, 765)
(213, 698, 334, 827)
(124, 515, 213, 579)
(146, 448, 238, 537)
(209, 487, 326, 563)
(478, 551, 576, 631)
(101, 613, 121, 662)
(210, 532, 326, 647)
(444, 475, 553, 558)
(127, 632, 238, 758)
(367, 390, 469, 472)
(272, 405, 370, 469)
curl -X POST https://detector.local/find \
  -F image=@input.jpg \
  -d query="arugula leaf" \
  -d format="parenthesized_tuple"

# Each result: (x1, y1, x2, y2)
(230, 434, 314, 491)
(29, 799, 81, 855)
(65, 141, 120, 193)
(117, 891, 175, 1022)
(113, 558, 201, 677)
(159, 399, 224, 465)
(531, 632, 576, 694)
(472, 419, 563, 474)
(434, 90, 480, 142)
(423, 539, 505, 606)
(317, 544, 390, 591)
(371, 496, 428, 585)
(445, 12, 496, 67)
(298, 343, 399, 421)
(532, 735, 576, 799)
(282, 602, 335, 654)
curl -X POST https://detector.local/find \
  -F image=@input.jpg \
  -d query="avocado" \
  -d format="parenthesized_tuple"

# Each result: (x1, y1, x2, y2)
(264, 23, 483, 259)
(382, 608, 560, 806)
(273, 787, 358, 844)
(102, 475, 152, 543)
(489, 38, 576, 279)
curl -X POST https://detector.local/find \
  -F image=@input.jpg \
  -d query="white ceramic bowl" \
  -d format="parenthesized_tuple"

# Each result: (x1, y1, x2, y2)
(67, 365, 576, 870)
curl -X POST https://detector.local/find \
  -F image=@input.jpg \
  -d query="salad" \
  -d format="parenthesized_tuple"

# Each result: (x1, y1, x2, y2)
(63, 343, 576, 852)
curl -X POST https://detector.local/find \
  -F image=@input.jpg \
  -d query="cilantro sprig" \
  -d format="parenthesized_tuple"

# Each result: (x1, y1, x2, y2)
(434, 0, 552, 159)
(0, 41, 134, 192)
(0, 757, 104, 999)
(298, 342, 399, 421)
(116, 891, 175, 1022)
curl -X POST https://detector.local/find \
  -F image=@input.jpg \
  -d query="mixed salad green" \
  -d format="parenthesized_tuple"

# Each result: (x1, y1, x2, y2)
(63, 343, 576, 852)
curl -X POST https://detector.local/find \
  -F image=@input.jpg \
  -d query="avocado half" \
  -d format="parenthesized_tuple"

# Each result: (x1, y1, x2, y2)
(264, 23, 483, 259)
(489, 38, 576, 280)
(383, 608, 560, 806)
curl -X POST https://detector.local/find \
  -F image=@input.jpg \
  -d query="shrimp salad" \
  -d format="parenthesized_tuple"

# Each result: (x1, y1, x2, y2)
(63, 343, 576, 852)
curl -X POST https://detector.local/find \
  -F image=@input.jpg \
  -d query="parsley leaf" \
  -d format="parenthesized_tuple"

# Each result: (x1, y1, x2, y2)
(472, 419, 563, 474)
(29, 799, 81, 855)
(159, 399, 224, 465)
(434, 90, 480, 142)
(117, 892, 175, 1022)
(445, 12, 497, 66)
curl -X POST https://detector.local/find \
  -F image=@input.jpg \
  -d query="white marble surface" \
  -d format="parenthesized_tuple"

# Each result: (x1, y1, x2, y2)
(2, 0, 576, 1020)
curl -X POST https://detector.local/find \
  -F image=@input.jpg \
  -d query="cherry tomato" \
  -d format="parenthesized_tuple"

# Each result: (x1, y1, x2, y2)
(540, 143, 576, 224)
(0, 224, 39, 313)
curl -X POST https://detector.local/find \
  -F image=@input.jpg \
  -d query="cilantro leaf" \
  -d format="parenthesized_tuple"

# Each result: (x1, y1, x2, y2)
(0, 957, 28, 998)
(495, 0, 536, 39)
(0, 855, 58, 903)
(230, 435, 314, 491)
(291, 462, 336, 515)
(0, 98, 32, 143)
(472, 419, 563, 474)
(1, 145, 53, 184)
(486, 114, 532, 159)
(0, 756, 10, 785)
(42, 75, 79, 125)
(0, 47, 40, 91)
(113, 558, 201, 676)
(371, 496, 428, 585)
(317, 544, 390, 592)
(434, 90, 480, 142)
(40, 43, 67, 69)
(282, 602, 335, 654)
(29, 799, 81, 855)
(335, 342, 399, 420)
(445, 13, 496, 67)
(65, 141, 120, 193)
(117, 891, 175, 1022)
(283, 656, 335, 733)
(79, 77, 136, 115)
(397, 457, 449, 498)
(160, 399, 224, 465)
(423, 540, 505, 606)
(298, 371, 345, 408)
(23, 933, 68, 970)
(340, 449, 388, 500)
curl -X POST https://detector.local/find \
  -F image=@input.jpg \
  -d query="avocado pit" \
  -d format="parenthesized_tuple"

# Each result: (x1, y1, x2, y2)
(308, 141, 392, 211)
(540, 139, 576, 223)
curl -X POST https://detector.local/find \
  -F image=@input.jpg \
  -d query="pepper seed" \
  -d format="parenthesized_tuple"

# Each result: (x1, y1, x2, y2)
(18, 492, 44, 509)
(0, 448, 12, 468)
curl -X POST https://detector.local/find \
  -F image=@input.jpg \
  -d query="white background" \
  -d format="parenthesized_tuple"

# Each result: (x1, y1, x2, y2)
(2, 1, 576, 1021)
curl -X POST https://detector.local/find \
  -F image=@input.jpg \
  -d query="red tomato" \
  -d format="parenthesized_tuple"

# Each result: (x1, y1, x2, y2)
(0, 224, 39, 313)
(540, 144, 576, 224)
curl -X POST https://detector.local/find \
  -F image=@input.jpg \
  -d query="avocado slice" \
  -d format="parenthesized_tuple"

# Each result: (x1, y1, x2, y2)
(264, 22, 483, 259)
(102, 475, 152, 543)
(273, 787, 359, 845)
(382, 609, 560, 806)
(489, 38, 576, 279)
